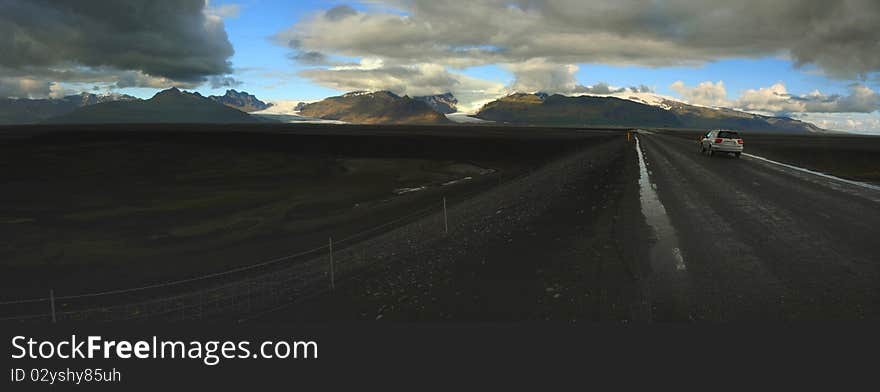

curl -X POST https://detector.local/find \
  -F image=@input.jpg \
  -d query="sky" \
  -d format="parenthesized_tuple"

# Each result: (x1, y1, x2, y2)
(2, 0, 880, 133)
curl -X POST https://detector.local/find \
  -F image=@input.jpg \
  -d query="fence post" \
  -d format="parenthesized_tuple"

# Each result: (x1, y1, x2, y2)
(199, 290, 204, 320)
(443, 197, 448, 234)
(329, 237, 335, 291)
(49, 289, 56, 324)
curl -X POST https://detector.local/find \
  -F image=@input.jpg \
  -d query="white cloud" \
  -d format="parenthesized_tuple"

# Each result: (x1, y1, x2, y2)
(735, 82, 880, 114)
(669, 80, 880, 114)
(330, 58, 385, 71)
(505, 59, 579, 94)
(48, 82, 68, 99)
(734, 82, 800, 113)
(667, 80, 880, 133)
(670, 80, 730, 107)
(790, 112, 880, 134)
(277, 0, 880, 86)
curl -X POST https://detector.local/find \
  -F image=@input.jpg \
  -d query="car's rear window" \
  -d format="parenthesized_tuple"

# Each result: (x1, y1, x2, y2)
(718, 131, 740, 139)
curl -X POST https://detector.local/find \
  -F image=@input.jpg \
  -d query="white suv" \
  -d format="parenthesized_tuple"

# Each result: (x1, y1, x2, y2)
(700, 129, 743, 158)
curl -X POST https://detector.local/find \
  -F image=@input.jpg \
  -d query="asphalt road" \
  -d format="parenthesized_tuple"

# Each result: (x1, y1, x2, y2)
(260, 130, 880, 322)
(636, 131, 880, 320)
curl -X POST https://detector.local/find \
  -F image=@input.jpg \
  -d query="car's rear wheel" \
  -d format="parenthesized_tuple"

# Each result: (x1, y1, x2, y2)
(735, 152, 741, 158)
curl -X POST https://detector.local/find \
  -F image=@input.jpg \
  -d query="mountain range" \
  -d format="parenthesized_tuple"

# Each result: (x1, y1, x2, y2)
(0, 89, 273, 125)
(0, 92, 137, 124)
(208, 89, 273, 112)
(45, 88, 264, 124)
(0, 86, 832, 133)
(413, 93, 458, 114)
(474, 93, 826, 134)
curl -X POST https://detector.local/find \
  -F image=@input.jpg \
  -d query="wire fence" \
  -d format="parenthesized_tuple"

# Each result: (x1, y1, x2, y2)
(0, 199, 448, 323)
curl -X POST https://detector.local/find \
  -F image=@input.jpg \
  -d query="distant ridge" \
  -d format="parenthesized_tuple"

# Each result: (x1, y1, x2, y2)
(477, 93, 680, 128)
(45, 88, 265, 124)
(476, 93, 828, 134)
(0, 92, 138, 124)
(208, 89, 273, 112)
(299, 91, 451, 124)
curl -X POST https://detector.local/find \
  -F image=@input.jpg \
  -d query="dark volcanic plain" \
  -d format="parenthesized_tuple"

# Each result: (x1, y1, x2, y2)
(0, 124, 603, 300)
(1, 124, 879, 321)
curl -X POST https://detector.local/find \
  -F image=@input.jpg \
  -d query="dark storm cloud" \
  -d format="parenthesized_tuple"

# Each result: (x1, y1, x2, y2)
(0, 77, 53, 99)
(0, 0, 234, 84)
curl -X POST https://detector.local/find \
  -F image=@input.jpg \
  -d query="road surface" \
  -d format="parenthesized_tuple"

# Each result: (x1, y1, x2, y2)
(636, 131, 879, 320)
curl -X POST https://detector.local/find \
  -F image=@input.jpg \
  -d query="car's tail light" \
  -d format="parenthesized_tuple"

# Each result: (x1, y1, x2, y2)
(714, 138, 723, 143)
(737, 139, 743, 144)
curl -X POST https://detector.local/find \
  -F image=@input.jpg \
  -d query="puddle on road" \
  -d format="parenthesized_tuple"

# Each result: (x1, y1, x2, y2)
(393, 186, 428, 195)
(634, 134, 687, 273)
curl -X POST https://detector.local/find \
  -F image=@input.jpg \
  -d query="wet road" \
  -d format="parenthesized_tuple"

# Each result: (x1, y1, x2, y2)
(255, 130, 880, 323)
(636, 131, 880, 320)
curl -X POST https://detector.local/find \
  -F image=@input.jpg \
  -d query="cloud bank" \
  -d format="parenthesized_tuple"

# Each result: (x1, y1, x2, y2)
(279, 0, 880, 96)
(670, 80, 880, 114)
(670, 81, 729, 108)
(276, 0, 880, 113)
(0, 0, 236, 97)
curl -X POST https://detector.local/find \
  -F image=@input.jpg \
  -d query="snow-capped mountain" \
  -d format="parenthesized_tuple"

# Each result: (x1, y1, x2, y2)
(475, 92, 829, 133)
(46, 87, 264, 124)
(413, 93, 458, 114)
(208, 89, 272, 112)
(582, 91, 681, 110)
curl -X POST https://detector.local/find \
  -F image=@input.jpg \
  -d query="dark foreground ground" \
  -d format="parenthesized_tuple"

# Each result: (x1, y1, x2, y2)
(0, 124, 609, 301)
(2, 124, 879, 322)
(259, 135, 649, 322)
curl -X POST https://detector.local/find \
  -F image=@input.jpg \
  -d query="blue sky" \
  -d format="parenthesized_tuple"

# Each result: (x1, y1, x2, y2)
(576, 59, 859, 99)
(193, 0, 340, 100)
